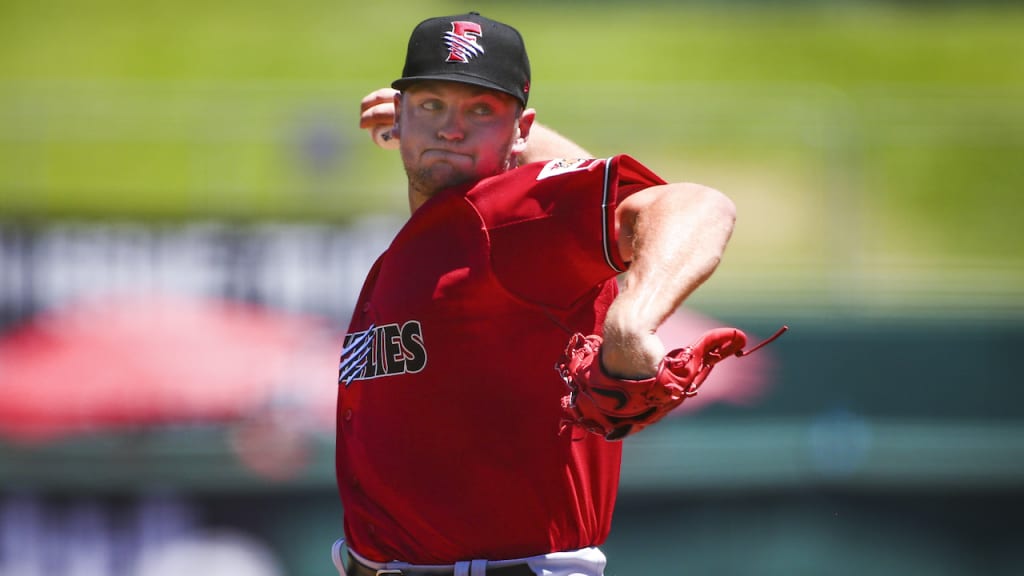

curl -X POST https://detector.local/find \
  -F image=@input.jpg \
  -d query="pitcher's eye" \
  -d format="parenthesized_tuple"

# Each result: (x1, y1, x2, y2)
(420, 99, 443, 112)
(470, 103, 494, 116)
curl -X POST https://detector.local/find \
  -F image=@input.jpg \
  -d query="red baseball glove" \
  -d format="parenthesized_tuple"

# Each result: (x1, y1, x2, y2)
(556, 326, 786, 440)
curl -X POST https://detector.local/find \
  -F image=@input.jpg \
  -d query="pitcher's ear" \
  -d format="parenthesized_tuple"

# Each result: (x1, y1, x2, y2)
(511, 108, 536, 155)
(392, 93, 403, 137)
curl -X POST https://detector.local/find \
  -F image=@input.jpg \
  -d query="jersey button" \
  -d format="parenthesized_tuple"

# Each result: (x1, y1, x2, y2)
(343, 408, 353, 422)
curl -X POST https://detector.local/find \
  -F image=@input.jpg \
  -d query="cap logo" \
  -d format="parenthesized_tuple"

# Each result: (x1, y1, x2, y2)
(444, 21, 484, 63)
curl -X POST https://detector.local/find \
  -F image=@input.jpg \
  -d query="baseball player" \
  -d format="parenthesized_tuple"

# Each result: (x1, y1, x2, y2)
(335, 12, 771, 576)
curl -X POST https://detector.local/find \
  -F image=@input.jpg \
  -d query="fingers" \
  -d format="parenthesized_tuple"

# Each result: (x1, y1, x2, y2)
(360, 88, 398, 113)
(359, 88, 399, 130)
(360, 102, 395, 130)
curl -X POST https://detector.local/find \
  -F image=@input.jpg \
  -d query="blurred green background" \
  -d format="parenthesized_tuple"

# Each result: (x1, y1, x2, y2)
(2, 0, 1022, 318)
(1, 1, 1023, 575)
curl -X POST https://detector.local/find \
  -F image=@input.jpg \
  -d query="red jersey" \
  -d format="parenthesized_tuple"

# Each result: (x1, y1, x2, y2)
(336, 155, 666, 563)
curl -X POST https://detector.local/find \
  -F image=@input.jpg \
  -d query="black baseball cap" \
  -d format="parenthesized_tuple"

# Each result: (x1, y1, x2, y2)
(392, 12, 531, 105)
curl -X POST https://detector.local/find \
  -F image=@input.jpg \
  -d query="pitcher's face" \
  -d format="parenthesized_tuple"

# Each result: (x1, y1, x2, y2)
(396, 81, 528, 204)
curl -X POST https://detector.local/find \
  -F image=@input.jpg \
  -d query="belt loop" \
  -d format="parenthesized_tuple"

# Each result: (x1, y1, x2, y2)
(454, 560, 470, 576)
(469, 559, 487, 576)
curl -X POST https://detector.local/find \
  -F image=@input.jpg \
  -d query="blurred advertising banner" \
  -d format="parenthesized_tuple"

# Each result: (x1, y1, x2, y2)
(0, 218, 402, 330)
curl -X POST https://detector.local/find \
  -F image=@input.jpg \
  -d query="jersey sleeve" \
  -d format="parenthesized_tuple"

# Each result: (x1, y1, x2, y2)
(468, 154, 666, 310)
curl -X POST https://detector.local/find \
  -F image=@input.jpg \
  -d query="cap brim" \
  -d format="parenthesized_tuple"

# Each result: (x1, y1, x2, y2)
(392, 73, 525, 105)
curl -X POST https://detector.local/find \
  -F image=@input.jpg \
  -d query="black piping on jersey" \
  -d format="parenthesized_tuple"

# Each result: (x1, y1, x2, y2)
(601, 157, 626, 273)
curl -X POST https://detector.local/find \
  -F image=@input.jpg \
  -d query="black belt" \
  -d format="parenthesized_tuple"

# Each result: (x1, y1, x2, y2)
(346, 553, 536, 576)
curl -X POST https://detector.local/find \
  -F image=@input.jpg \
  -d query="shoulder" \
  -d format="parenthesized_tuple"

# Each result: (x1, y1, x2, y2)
(533, 157, 606, 180)
(462, 158, 602, 225)
(471, 157, 606, 192)
(527, 155, 666, 188)
(463, 156, 667, 225)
